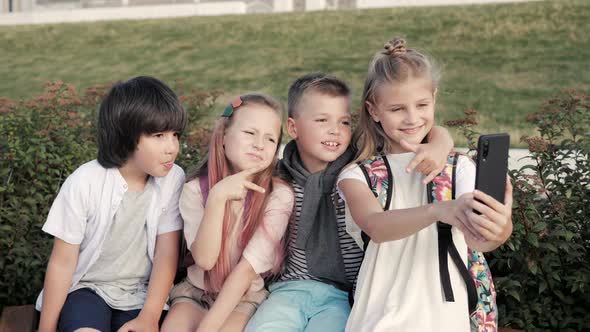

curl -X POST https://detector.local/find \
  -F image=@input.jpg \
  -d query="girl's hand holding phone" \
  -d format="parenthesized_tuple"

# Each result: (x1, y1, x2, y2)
(467, 176, 513, 243)
(435, 195, 485, 241)
(209, 165, 266, 202)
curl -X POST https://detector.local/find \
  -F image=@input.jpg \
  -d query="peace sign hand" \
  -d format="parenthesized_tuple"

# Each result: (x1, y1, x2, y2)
(209, 165, 266, 202)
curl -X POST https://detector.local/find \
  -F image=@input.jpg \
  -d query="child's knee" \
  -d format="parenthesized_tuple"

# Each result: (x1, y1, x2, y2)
(246, 298, 305, 332)
(161, 303, 204, 332)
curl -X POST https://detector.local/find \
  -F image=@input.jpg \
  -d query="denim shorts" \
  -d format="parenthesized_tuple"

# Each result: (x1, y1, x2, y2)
(245, 280, 351, 332)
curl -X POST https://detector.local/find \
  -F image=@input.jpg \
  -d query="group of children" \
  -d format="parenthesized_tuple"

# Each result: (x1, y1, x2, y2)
(35, 37, 513, 332)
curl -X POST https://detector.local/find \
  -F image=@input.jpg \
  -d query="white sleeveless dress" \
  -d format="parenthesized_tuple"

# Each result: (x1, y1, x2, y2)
(337, 152, 475, 332)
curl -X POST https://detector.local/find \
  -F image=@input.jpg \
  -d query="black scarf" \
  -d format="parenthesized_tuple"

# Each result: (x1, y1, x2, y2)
(279, 140, 355, 288)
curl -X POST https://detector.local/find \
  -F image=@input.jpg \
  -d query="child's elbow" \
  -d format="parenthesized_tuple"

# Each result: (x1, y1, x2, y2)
(360, 217, 386, 244)
(371, 236, 386, 244)
(194, 255, 216, 271)
(369, 231, 387, 244)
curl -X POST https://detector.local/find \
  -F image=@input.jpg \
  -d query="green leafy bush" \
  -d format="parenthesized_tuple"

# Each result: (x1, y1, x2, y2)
(448, 89, 590, 332)
(0, 81, 218, 311)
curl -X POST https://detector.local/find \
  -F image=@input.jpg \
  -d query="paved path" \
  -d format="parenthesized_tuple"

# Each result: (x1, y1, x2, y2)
(456, 148, 532, 171)
(278, 145, 533, 171)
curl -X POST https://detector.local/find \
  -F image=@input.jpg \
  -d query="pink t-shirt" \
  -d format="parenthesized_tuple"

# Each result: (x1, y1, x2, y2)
(179, 178, 294, 293)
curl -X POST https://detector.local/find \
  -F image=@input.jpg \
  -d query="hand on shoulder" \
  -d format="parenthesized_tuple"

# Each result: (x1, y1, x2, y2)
(400, 137, 453, 184)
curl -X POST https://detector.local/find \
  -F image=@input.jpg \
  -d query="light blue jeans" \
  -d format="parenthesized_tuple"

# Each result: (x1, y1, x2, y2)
(245, 280, 351, 332)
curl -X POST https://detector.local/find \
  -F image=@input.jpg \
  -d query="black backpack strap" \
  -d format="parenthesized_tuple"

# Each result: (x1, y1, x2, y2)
(356, 154, 393, 211)
(436, 222, 477, 313)
(357, 161, 375, 252)
(357, 160, 377, 198)
(451, 153, 457, 200)
(430, 154, 478, 314)
(356, 154, 393, 252)
(436, 223, 455, 301)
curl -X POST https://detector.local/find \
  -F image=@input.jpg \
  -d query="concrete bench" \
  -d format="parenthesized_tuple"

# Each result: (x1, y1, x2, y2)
(0, 304, 524, 331)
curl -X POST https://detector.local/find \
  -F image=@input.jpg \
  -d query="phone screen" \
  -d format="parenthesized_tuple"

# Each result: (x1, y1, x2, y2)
(474, 133, 510, 204)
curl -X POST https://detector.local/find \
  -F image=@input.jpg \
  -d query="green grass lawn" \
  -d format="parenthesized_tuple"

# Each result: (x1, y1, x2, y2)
(1, 0, 588, 145)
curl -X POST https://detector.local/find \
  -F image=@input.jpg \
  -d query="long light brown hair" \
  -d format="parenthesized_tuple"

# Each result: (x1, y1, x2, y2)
(353, 37, 441, 162)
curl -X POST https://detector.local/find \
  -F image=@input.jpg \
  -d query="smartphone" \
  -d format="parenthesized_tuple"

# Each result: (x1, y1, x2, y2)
(475, 133, 510, 205)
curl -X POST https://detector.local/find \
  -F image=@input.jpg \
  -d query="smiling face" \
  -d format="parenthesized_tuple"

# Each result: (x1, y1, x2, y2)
(223, 104, 282, 173)
(367, 77, 436, 154)
(287, 92, 351, 173)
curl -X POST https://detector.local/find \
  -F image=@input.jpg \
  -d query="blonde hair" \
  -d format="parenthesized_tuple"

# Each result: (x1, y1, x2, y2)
(353, 37, 441, 162)
(287, 72, 351, 118)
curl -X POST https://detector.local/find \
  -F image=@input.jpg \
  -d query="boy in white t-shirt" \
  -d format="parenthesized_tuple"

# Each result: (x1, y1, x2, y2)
(36, 76, 187, 332)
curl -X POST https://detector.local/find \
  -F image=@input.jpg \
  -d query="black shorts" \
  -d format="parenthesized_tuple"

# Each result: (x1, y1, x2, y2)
(57, 288, 165, 332)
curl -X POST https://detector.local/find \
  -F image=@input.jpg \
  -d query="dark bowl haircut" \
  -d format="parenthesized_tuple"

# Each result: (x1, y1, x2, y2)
(97, 76, 187, 168)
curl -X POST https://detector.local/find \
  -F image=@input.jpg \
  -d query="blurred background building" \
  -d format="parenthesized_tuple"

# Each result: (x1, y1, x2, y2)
(0, 0, 531, 25)
(1, 0, 361, 13)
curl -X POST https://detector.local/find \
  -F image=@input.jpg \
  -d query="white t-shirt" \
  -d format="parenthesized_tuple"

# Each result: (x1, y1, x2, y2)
(74, 183, 153, 310)
(337, 152, 475, 332)
(36, 160, 184, 311)
(179, 178, 294, 293)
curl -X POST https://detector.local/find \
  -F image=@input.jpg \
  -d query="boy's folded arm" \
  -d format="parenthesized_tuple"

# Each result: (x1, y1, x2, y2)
(38, 238, 80, 332)
(197, 257, 258, 331)
(339, 179, 442, 243)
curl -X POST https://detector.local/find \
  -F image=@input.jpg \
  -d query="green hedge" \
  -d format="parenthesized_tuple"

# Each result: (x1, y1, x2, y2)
(0, 81, 217, 311)
(1, 83, 588, 331)
(447, 89, 590, 331)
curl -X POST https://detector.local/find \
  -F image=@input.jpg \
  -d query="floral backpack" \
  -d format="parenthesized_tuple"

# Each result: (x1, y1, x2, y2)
(356, 152, 498, 332)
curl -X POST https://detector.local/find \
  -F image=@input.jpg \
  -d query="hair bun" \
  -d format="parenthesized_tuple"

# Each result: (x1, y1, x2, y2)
(384, 37, 407, 57)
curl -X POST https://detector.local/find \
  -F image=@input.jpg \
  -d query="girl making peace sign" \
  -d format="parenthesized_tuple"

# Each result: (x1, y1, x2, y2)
(162, 94, 294, 332)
